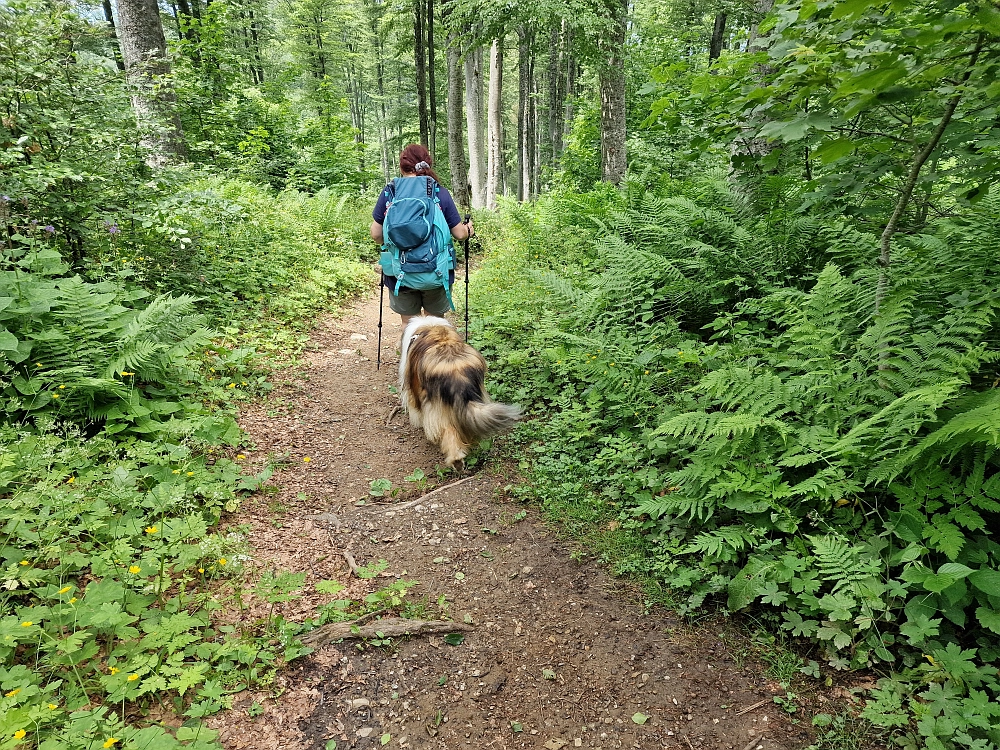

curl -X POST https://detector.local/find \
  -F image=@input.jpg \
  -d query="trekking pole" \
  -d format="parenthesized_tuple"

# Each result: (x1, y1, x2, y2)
(463, 214, 471, 343)
(377, 270, 385, 371)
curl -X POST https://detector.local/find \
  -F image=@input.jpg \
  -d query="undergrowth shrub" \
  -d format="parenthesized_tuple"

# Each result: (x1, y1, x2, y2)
(477, 183, 1000, 750)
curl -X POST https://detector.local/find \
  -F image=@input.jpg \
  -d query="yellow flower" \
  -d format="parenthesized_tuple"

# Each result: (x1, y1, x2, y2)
(58, 586, 71, 594)
(302, 457, 311, 463)
(103, 739, 118, 748)
(172, 469, 180, 474)
(69, 597, 77, 604)
(198, 568, 204, 573)
(236, 454, 246, 460)
(128, 565, 141, 574)
(47, 703, 57, 710)
(66, 476, 75, 484)
(19, 560, 29, 566)
(242, 381, 247, 386)
(227, 383, 236, 389)
(145, 526, 158, 534)
(218, 558, 227, 566)
(186, 471, 194, 476)
(644, 370, 649, 375)
(109, 667, 120, 675)
(120, 372, 133, 377)
(13, 730, 26, 740)
(58, 385, 65, 389)
(20, 621, 32, 627)
(127, 674, 139, 682)
(6, 688, 20, 697)
(53, 391, 60, 399)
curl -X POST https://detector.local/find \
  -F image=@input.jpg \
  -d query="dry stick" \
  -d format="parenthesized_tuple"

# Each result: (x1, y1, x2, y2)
(874, 35, 985, 319)
(301, 617, 474, 647)
(734, 697, 771, 716)
(373, 474, 480, 512)
(740, 736, 766, 750)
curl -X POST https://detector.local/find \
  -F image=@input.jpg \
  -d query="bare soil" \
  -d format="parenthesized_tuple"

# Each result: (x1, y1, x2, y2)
(207, 293, 820, 750)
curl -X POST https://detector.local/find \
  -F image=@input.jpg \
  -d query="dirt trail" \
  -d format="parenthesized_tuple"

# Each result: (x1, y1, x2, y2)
(208, 293, 814, 750)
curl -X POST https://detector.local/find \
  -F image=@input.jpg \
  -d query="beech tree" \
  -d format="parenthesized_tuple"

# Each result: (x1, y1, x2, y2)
(115, 0, 186, 164)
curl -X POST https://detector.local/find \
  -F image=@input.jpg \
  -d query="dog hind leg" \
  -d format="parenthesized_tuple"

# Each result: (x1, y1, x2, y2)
(439, 426, 468, 469)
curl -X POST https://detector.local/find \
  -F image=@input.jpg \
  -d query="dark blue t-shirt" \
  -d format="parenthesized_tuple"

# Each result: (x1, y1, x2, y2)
(373, 178, 462, 291)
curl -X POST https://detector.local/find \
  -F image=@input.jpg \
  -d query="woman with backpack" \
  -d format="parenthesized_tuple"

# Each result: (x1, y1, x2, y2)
(370, 144, 475, 326)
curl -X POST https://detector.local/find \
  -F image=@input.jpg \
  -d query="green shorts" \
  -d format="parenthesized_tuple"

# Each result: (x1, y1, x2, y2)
(388, 286, 451, 317)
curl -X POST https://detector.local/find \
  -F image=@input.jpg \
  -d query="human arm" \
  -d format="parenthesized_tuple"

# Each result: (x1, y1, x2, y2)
(370, 219, 384, 245)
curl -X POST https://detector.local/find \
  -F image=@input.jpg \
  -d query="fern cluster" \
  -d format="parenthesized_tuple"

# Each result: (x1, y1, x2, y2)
(475, 181, 1000, 750)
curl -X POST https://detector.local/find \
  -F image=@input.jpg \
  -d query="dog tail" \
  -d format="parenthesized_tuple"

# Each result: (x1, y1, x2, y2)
(461, 401, 522, 441)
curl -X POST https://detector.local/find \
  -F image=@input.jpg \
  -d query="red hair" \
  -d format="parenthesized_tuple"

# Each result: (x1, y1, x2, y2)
(399, 143, 442, 184)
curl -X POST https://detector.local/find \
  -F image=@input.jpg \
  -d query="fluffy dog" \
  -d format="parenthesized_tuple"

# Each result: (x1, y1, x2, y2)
(399, 316, 521, 467)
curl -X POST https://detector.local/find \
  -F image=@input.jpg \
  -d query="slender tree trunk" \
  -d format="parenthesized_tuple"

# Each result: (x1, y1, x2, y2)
(248, 9, 265, 84)
(464, 42, 486, 208)
(102, 0, 126, 71)
(563, 41, 576, 140)
(486, 38, 503, 209)
(414, 0, 429, 146)
(531, 68, 539, 198)
(875, 36, 985, 317)
(599, 0, 627, 184)
(115, 0, 186, 165)
(427, 0, 437, 154)
(445, 11, 469, 209)
(709, 12, 727, 62)
(546, 23, 561, 171)
(517, 28, 530, 201)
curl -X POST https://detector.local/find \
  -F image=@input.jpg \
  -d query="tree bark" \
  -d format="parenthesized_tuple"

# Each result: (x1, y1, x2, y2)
(445, 20, 469, 209)
(101, 0, 126, 71)
(464, 42, 486, 208)
(427, 0, 437, 154)
(517, 27, 530, 201)
(709, 12, 727, 62)
(414, 0, 429, 146)
(486, 38, 503, 209)
(115, 0, 186, 165)
(546, 23, 561, 171)
(599, 0, 627, 185)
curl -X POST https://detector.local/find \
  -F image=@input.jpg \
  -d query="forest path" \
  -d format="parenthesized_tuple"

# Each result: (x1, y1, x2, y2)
(206, 290, 813, 750)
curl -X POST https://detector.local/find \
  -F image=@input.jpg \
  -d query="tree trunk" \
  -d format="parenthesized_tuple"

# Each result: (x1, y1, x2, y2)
(446, 26, 469, 209)
(414, 0, 429, 147)
(101, 0, 126, 71)
(248, 8, 265, 84)
(427, 0, 437, 154)
(709, 12, 726, 62)
(599, 0, 627, 185)
(546, 23, 561, 171)
(486, 38, 503, 209)
(874, 36, 985, 316)
(464, 43, 486, 208)
(115, 0, 186, 165)
(517, 28, 530, 201)
(531, 72, 540, 198)
(563, 42, 576, 141)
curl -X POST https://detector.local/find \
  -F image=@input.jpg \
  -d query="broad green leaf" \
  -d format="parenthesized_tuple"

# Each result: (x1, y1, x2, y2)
(975, 607, 1000, 634)
(969, 569, 1000, 597)
(813, 138, 854, 164)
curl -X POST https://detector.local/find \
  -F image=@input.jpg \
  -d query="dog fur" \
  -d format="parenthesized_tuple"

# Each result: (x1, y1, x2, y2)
(399, 316, 521, 467)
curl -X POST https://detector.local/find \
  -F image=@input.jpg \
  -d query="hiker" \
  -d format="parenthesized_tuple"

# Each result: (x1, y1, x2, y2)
(370, 144, 474, 326)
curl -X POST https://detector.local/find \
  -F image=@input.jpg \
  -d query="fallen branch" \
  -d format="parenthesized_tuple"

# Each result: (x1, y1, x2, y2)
(385, 405, 400, 425)
(374, 475, 480, 512)
(301, 617, 474, 647)
(740, 736, 765, 750)
(734, 698, 771, 716)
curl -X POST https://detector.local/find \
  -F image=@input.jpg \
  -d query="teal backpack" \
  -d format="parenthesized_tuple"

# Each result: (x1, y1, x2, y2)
(379, 176, 455, 310)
